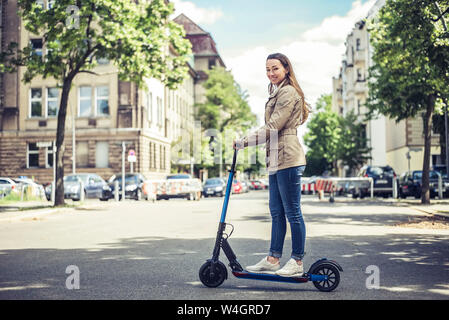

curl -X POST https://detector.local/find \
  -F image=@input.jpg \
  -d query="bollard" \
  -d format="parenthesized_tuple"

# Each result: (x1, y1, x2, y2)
(51, 181, 55, 204)
(80, 181, 85, 202)
(393, 177, 398, 199)
(369, 178, 374, 198)
(438, 175, 443, 199)
(114, 180, 119, 201)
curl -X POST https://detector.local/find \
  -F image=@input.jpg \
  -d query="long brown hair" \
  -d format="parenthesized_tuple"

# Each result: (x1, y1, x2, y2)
(267, 53, 311, 124)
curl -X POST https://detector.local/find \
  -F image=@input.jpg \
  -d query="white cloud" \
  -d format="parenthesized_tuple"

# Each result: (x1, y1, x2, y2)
(226, 0, 376, 125)
(171, 0, 223, 25)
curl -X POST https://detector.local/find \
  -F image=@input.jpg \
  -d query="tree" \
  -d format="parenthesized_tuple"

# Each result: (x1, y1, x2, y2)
(195, 66, 258, 177)
(303, 94, 342, 176)
(0, 0, 192, 206)
(303, 94, 372, 176)
(366, 0, 449, 204)
(338, 110, 372, 175)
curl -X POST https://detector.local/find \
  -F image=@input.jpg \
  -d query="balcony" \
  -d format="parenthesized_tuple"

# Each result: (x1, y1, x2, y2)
(354, 79, 368, 94)
(354, 49, 366, 64)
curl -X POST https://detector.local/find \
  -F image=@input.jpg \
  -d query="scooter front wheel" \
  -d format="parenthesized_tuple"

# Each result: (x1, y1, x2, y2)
(311, 263, 340, 292)
(199, 260, 227, 288)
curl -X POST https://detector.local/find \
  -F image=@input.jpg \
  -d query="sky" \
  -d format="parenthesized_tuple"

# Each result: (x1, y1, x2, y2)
(171, 0, 378, 131)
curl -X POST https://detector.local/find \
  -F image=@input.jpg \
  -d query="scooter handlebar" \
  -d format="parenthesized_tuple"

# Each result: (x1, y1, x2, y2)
(230, 149, 238, 172)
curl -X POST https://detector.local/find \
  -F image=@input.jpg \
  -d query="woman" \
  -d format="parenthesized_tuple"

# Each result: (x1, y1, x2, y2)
(233, 53, 310, 277)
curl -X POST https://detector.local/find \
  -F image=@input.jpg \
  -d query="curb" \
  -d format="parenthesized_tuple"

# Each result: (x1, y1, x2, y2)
(409, 206, 449, 219)
(0, 206, 74, 223)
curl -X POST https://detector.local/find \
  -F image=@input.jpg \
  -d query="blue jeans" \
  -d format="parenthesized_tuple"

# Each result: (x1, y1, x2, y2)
(268, 165, 306, 260)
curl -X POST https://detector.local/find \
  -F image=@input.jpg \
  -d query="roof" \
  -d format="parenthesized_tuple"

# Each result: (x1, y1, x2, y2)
(173, 14, 226, 68)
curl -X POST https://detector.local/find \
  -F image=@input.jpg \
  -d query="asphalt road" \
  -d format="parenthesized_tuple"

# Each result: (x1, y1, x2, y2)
(0, 191, 448, 300)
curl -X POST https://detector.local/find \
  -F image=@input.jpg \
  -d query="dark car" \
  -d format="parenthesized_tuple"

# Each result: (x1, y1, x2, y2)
(398, 170, 443, 199)
(44, 173, 111, 201)
(203, 178, 226, 197)
(66, 173, 112, 201)
(353, 165, 397, 198)
(108, 173, 146, 201)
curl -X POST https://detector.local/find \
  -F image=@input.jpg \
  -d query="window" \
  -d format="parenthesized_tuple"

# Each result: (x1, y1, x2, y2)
(30, 39, 43, 57)
(35, 0, 44, 9)
(76, 141, 89, 167)
(356, 38, 361, 51)
(47, 0, 55, 9)
(95, 142, 109, 168)
(79, 86, 92, 117)
(46, 145, 54, 168)
(46, 87, 59, 117)
(27, 143, 39, 168)
(96, 86, 109, 116)
(147, 92, 153, 123)
(30, 88, 42, 117)
(79, 86, 109, 117)
(157, 97, 162, 126)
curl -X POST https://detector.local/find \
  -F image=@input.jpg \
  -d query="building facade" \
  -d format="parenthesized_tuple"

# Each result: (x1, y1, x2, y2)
(0, 1, 199, 183)
(332, 0, 440, 176)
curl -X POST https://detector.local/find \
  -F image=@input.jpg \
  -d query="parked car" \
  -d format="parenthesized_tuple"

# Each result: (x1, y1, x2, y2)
(108, 173, 146, 201)
(240, 180, 250, 193)
(67, 173, 112, 201)
(398, 170, 444, 199)
(432, 165, 449, 197)
(45, 174, 111, 201)
(259, 179, 269, 189)
(0, 177, 18, 198)
(157, 174, 202, 200)
(232, 180, 243, 194)
(167, 174, 192, 180)
(249, 180, 264, 190)
(203, 178, 226, 197)
(353, 165, 397, 198)
(13, 177, 45, 199)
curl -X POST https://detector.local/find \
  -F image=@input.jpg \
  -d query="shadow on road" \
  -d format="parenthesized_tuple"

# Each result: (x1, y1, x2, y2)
(0, 231, 448, 300)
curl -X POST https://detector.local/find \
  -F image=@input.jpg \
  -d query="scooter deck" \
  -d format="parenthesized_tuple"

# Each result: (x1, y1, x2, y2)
(232, 271, 326, 284)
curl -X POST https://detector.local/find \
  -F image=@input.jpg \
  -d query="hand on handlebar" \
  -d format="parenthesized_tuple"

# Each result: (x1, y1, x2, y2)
(233, 139, 244, 150)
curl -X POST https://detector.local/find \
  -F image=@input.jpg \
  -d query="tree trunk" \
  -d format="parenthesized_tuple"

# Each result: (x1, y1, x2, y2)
(421, 94, 436, 205)
(54, 76, 74, 206)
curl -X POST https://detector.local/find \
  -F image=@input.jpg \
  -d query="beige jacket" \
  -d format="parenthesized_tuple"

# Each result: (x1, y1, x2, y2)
(242, 81, 306, 173)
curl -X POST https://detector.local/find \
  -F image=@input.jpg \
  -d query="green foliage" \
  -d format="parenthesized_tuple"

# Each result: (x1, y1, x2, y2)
(303, 94, 343, 175)
(196, 67, 259, 176)
(365, 0, 448, 203)
(366, 0, 448, 121)
(1, 0, 192, 88)
(0, 0, 193, 205)
(303, 94, 372, 176)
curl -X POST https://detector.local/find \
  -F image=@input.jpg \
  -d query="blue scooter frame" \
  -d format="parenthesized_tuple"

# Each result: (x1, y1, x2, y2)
(199, 149, 343, 292)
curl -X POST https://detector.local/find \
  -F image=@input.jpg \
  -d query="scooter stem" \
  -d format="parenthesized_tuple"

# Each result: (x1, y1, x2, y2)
(219, 149, 238, 224)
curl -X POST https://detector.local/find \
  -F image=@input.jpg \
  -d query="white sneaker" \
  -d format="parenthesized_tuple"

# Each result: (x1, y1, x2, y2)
(246, 257, 281, 274)
(275, 258, 304, 277)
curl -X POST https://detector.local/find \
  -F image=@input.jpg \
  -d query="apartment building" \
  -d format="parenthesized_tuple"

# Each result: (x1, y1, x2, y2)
(332, 0, 441, 176)
(173, 14, 226, 106)
(0, 0, 198, 183)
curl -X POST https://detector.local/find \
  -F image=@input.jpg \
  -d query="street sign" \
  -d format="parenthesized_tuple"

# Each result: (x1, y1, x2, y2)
(36, 141, 52, 148)
(128, 149, 136, 162)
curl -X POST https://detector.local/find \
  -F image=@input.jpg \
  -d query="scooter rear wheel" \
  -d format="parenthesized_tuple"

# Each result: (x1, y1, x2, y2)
(311, 263, 340, 292)
(199, 260, 227, 288)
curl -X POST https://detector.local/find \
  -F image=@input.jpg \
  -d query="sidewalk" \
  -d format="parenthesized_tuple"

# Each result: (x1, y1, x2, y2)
(0, 200, 120, 222)
(0, 196, 448, 222)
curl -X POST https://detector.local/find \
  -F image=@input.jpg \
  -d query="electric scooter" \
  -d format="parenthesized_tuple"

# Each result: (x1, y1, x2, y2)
(199, 149, 343, 292)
